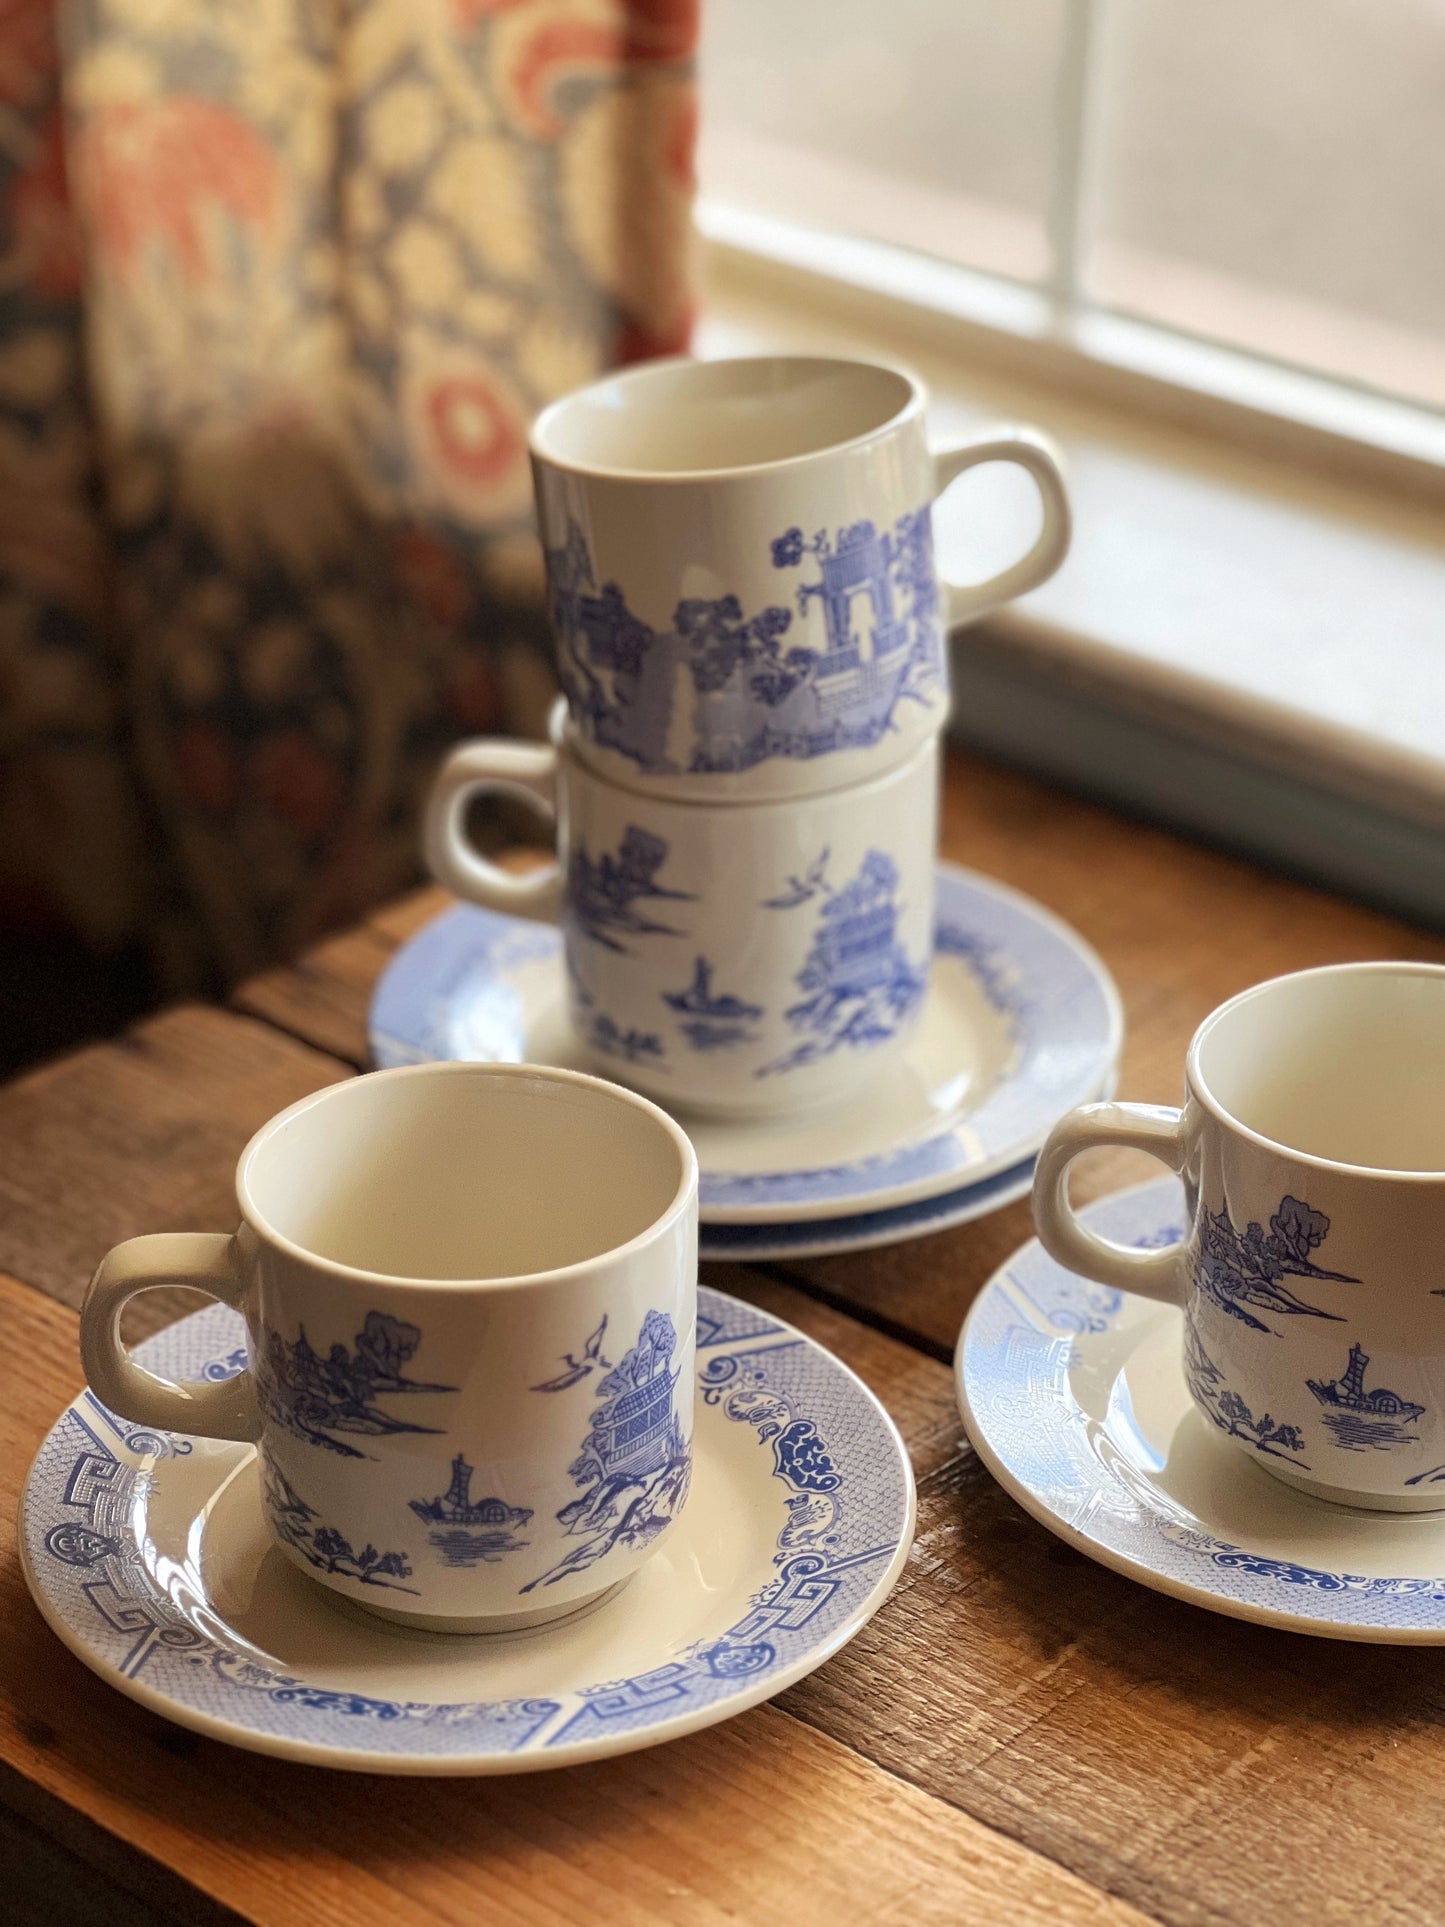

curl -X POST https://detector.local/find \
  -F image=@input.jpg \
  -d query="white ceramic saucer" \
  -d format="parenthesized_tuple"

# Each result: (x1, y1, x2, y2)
(956, 1177, 1445, 1643)
(370, 862, 1121, 1226)
(699, 1155, 1036, 1263)
(23, 1288, 914, 1772)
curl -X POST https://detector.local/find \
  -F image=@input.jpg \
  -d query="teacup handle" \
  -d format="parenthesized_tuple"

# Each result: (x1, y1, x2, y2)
(422, 739, 563, 922)
(80, 1233, 261, 1442)
(1032, 1102, 1189, 1307)
(933, 427, 1071, 627)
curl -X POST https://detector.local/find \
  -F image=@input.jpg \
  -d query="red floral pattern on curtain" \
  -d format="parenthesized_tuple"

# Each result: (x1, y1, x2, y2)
(0, 0, 696, 986)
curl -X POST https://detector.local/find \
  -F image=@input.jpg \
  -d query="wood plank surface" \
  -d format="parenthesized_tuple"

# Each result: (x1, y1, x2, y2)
(231, 925, 396, 1070)
(7, 750, 1445, 1926)
(4, 982, 1445, 1926)
(0, 1274, 1143, 1927)
(0, 1005, 352, 1322)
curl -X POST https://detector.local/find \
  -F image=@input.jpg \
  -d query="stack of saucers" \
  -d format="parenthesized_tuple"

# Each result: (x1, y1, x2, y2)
(403, 354, 1109, 1256)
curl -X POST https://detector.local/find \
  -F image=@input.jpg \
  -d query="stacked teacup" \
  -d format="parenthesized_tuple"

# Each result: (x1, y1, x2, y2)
(426, 356, 1071, 1120)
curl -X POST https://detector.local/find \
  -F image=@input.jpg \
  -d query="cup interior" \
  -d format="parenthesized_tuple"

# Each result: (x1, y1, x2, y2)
(1193, 965, 1445, 1173)
(241, 1067, 691, 1281)
(531, 356, 915, 477)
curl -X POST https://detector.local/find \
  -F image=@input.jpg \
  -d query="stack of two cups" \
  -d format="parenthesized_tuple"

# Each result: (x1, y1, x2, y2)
(426, 356, 1073, 1122)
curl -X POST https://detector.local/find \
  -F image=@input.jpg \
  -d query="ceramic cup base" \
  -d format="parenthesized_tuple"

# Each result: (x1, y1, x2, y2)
(1244, 1455, 1445, 1516)
(338, 1575, 632, 1637)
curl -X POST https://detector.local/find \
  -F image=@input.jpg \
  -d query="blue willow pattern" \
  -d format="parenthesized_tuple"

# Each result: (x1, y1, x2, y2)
(700, 1345, 845, 1561)
(1183, 1320, 1310, 1466)
(579, 1012, 667, 1067)
(965, 1178, 1445, 1636)
(1192, 1195, 1358, 1331)
(29, 1291, 909, 1757)
(663, 958, 764, 1053)
(760, 849, 927, 1076)
(531, 1318, 612, 1394)
(522, 1309, 691, 1593)
(1307, 1343, 1426, 1451)
(408, 1457, 532, 1569)
(1165, 1527, 1445, 1601)
(256, 1310, 456, 1459)
(934, 920, 1025, 1034)
(547, 509, 944, 780)
(265, 1462, 417, 1594)
(568, 827, 693, 953)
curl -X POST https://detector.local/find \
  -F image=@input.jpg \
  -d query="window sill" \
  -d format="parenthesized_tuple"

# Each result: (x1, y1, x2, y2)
(696, 208, 1445, 926)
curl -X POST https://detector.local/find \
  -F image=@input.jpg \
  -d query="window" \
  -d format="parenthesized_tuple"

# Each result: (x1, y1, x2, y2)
(700, 0, 1445, 416)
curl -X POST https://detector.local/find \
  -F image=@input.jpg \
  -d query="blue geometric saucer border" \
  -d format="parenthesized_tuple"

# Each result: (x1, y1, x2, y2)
(22, 1288, 915, 1772)
(956, 1176, 1445, 1643)
(699, 1155, 1036, 1263)
(369, 862, 1121, 1225)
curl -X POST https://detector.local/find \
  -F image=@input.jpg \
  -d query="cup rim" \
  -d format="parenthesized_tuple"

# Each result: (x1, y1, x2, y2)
(234, 1060, 699, 1290)
(1186, 959, 1445, 1182)
(529, 354, 925, 485)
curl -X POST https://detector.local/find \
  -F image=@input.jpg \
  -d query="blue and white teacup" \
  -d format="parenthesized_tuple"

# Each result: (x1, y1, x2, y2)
(424, 716, 938, 1118)
(1034, 962, 1445, 1511)
(530, 354, 1070, 803)
(80, 1062, 698, 1628)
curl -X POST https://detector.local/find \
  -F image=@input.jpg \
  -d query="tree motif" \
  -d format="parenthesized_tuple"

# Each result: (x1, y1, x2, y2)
(1194, 1195, 1357, 1331)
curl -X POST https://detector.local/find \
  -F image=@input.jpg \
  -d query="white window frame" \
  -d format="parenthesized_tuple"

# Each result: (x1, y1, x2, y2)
(698, 201, 1445, 509)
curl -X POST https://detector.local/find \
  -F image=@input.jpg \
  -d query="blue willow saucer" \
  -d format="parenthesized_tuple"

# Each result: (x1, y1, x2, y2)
(699, 1155, 1036, 1262)
(370, 862, 1121, 1226)
(22, 1288, 914, 1772)
(957, 1177, 1445, 1642)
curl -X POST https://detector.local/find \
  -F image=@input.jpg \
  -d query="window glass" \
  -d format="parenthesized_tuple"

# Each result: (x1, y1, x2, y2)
(701, 0, 1445, 413)
(1079, 0, 1445, 406)
(700, 0, 1067, 284)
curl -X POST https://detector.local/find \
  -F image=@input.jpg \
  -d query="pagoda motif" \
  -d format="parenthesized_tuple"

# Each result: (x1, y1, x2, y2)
(811, 887, 900, 998)
(408, 1456, 532, 1567)
(760, 849, 927, 1076)
(664, 957, 763, 1052)
(589, 1360, 677, 1481)
(804, 520, 911, 717)
(521, 1308, 691, 1593)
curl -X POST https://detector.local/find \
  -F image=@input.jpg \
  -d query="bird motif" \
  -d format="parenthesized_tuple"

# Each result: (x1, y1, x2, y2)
(763, 849, 832, 910)
(531, 1316, 612, 1392)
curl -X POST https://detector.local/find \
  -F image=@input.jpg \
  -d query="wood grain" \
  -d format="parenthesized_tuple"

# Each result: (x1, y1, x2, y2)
(0, 1274, 1142, 1927)
(231, 925, 397, 1069)
(9, 752, 1445, 1924)
(0, 1005, 352, 1325)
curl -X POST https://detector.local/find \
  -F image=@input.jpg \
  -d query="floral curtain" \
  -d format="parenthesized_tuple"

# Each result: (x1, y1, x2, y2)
(0, 0, 696, 989)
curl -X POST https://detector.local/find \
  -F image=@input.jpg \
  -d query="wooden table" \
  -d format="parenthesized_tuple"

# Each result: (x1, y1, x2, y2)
(4, 749, 1444, 1927)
